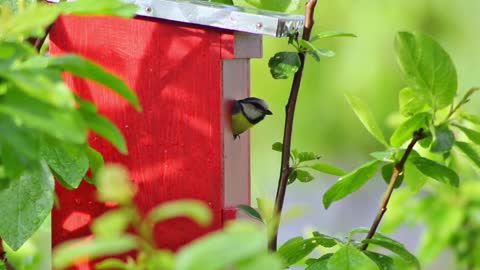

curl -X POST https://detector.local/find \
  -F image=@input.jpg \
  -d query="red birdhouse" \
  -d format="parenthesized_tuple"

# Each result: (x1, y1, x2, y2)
(49, 0, 303, 267)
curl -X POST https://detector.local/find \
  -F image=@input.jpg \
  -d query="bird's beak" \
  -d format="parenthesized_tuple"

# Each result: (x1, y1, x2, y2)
(265, 109, 273, 115)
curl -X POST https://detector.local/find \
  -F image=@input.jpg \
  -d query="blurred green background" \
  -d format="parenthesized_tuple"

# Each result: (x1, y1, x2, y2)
(249, 1, 480, 269)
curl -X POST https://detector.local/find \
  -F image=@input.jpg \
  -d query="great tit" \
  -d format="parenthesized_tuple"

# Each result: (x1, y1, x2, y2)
(232, 97, 272, 139)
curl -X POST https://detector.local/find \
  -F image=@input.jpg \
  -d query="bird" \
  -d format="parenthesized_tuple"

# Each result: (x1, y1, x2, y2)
(232, 97, 272, 139)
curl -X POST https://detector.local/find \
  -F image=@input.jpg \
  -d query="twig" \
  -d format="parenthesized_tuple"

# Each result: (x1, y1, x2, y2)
(33, 23, 54, 53)
(0, 244, 16, 270)
(360, 129, 426, 251)
(268, 0, 317, 252)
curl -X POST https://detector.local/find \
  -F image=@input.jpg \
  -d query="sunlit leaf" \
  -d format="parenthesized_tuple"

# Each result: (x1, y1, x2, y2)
(390, 112, 430, 147)
(455, 141, 480, 168)
(399, 87, 427, 116)
(327, 245, 379, 270)
(395, 32, 457, 110)
(454, 125, 480, 145)
(53, 235, 138, 269)
(147, 200, 212, 227)
(346, 94, 388, 146)
(41, 54, 141, 111)
(323, 160, 380, 209)
(310, 31, 357, 42)
(403, 160, 427, 192)
(306, 162, 346, 176)
(272, 142, 283, 152)
(176, 221, 268, 270)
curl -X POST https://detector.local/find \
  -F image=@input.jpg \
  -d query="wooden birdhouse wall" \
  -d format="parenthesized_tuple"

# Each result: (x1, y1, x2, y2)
(49, 14, 261, 267)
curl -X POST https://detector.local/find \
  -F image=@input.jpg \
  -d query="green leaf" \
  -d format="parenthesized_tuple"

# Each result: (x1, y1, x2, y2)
(455, 141, 480, 168)
(53, 235, 137, 269)
(236, 253, 283, 270)
(277, 237, 319, 267)
(323, 160, 380, 209)
(346, 94, 388, 146)
(96, 258, 128, 269)
(362, 238, 420, 270)
(78, 100, 127, 154)
(460, 112, 480, 125)
(395, 32, 457, 110)
(40, 139, 89, 189)
(243, 0, 301, 12)
(298, 152, 318, 162)
(41, 54, 141, 111)
(1, 4, 60, 38)
(390, 112, 430, 147)
(86, 146, 104, 176)
(0, 161, 54, 250)
(272, 142, 283, 152)
(454, 125, 480, 145)
(310, 31, 357, 42)
(237, 204, 263, 223)
(305, 254, 332, 270)
(370, 151, 394, 162)
(300, 40, 335, 61)
(399, 87, 427, 116)
(147, 199, 212, 227)
(176, 221, 267, 270)
(404, 160, 427, 192)
(0, 90, 87, 144)
(296, 169, 314, 183)
(381, 163, 403, 189)
(430, 126, 455, 152)
(96, 164, 134, 204)
(306, 162, 346, 176)
(327, 245, 379, 270)
(0, 42, 36, 67)
(210, 0, 234, 4)
(57, 0, 138, 17)
(92, 208, 134, 238)
(411, 155, 459, 187)
(0, 68, 75, 108)
(0, 115, 40, 160)
(364, 251, 395, 270)
(268, 52, 300, 79)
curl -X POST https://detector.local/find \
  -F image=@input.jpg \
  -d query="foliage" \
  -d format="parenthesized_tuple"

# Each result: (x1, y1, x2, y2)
(0, 0, 139, 252)
(263, 27, 480, 269)
(53, 164, 283, 270)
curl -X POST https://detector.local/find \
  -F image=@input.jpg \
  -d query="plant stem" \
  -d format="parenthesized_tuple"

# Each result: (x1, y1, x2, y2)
(360, 129, 426, 251)
(34, 23, 53, 53)
(0, 241, 16, 270)
(268, 0, 317, 252)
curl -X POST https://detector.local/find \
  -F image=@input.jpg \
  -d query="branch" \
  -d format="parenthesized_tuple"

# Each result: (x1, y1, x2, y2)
(268, 0, 317, 252)
(360, 129, 426, 251)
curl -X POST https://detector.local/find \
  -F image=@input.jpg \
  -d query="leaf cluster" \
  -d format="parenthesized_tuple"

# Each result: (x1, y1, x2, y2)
(0, 0, 139, 252)
(53, 165, 283, 270)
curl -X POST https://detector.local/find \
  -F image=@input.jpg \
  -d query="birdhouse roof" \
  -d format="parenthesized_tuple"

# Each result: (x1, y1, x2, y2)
(131, 0, 305, 37)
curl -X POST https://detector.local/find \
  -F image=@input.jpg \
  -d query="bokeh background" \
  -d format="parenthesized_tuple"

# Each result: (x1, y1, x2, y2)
(248, 1, 480, 269)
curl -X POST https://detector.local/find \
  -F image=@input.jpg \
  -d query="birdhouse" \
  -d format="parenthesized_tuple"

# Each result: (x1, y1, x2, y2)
(49, 0, 303, 266)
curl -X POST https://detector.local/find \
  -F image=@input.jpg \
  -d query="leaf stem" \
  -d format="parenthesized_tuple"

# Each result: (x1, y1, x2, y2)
(268, 0, 317, 252)
(360, 128, 426, 251)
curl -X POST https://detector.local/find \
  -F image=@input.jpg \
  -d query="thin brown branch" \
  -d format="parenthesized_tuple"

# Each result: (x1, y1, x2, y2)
(33, 23, 54, 53)
(0, 243, 16, 270)
(268, 0, 317, 252)
(360, 129, 426, 251)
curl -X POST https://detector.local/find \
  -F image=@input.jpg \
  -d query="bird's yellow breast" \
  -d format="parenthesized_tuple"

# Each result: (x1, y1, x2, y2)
(232, 111, 254, 136)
